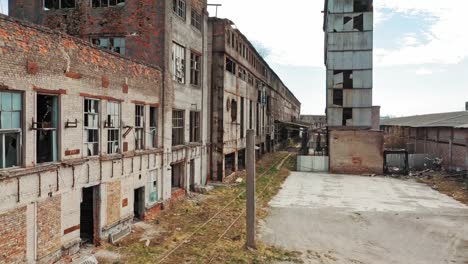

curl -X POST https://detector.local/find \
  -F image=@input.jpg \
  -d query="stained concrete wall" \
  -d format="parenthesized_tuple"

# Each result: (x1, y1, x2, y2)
(329, 130, 384, 175)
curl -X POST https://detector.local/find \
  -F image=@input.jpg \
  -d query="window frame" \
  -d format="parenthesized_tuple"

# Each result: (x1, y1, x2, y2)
(135, 104, 145, 151)
(36, 94, 59, 164)
(172, 42, 186, 84)
(190, 51, 201, 87)
(106, 101, 121, 154)
(92, 0, 126, 8)
(191, 8, 202, 31)
(172, 110, 185, 146)
(172, 0, 186, 20)
(149, 106, 158, 148)
(0, 91, 23, 169)
(189, 111, 200, 143)
(91, 37, 126, 55)
(44, 0, 76, 10)
(84, 98, 100, 157)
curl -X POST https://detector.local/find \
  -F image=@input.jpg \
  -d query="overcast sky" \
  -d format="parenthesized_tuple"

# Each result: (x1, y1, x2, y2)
(2, 1, 467, 116)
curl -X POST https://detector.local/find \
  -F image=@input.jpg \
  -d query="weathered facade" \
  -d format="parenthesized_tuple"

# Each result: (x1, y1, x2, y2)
(9, 0, 211, 200)
(300, 115, 327, 130)
(381, 110, 468, 171)
(0, 15, 168, 263)
(324, 0, 383, 174)
(208, 18, 301, 180)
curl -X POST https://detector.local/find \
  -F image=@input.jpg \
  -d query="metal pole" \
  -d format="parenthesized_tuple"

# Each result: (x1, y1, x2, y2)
(246, 129, 256, 249)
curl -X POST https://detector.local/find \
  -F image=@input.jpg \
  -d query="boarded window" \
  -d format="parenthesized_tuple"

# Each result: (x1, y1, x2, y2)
(172, 42, 186, 83)
(226, 57, 236, 74)
(189, 111, 200, 142)
(190, 52, 201, 86)
(0, 92, 22, 168)
(92, 0, 125, 7)
(36, 94, 58, 163)
(84, 99, 99, 156)
(343, 108, 353, 126)
(354, 0, 372, 12)
(173, 0, 186, 19)
(172, 110, 185, 146)
(106, 102, 120, 154)
(91, 37, 126, 55)
(191, 9, 202, 30)
(333, 89, 343, 106)
(149, 107, 158, 148)
(135, 105, 145, 150)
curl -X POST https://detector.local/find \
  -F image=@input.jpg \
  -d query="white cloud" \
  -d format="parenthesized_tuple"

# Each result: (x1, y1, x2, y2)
(375, 0, 468, 66)
(415, 68, 433, 75)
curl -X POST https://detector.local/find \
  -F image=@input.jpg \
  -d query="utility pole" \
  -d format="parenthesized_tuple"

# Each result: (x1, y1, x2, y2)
(246, 129, 256, 249)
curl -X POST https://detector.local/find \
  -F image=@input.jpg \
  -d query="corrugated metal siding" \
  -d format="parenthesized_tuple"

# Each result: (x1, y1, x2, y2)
(326, 51, 372, 70)
(352, 108, 372, 126)
(328, 108, 343, 126)
(343, 89, 372, 107)
(327, 32, 373, 51)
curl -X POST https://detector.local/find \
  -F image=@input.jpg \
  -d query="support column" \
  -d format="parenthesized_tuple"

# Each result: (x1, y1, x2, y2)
(246, 129, 256, 249)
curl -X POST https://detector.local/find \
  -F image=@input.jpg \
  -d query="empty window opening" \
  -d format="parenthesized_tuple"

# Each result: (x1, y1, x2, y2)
(354, 0, 372, 12)
(189, 111, 200, 142)
(133, 187, 145, 220)
(191, 9, 201, 30)
(230, 99, 238, 122)
(172, 42, 186, 83)
(91, 37, 125, 55)
(225, 57, 236, 74)
(106, 102, 120, 154)
(238, 149, 245, 171)
(80, 186, 98, 244)
(92, 0, 125, 8)
(135, 105, 144, 150)
(225, 153, 235, 177)
(190, 52, 201, 86)
(171, 162, 184, 190)
(240, 97, 245, 138)
(238, 67, 246, 81)
(149, 107, 158, 148)
(343, 108, 353, 126)
(189, 159, 195, 192)
(334, 70, 353, 89)
(344, 16, 352, 25)
(172, 110, 185, 146)
(148, 170, 158, 202)
(353, 14, 364, 31)
(44, 0, 75, 9)
(333, 89, 343, 106)
(36, 94, 58, 164)
(0, 92, 22, 169)
(84, 99, 99, 156)
(173, 0, 186, 19)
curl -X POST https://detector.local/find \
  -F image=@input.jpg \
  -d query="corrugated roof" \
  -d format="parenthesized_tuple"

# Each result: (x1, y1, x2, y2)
(381, 111, 468, 128)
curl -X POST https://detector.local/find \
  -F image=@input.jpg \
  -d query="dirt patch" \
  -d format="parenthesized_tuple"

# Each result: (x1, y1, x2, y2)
(417, 172, 468, 205)
(101, 152, 302, 263)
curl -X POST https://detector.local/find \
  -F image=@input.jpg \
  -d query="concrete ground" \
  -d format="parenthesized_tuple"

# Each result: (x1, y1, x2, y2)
(259, 172, 468, 264)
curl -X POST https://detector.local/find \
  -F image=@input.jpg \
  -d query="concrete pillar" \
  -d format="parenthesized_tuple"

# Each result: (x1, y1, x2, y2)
(246, 130, 256, 249)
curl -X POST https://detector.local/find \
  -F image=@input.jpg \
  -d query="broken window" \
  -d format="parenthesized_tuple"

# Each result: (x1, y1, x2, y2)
(353, 14, 364, 31)
(333, 70, 353, 89)
(149, 106, 158, 148)
(343, 108, 353, 126)
(189, 111, 200, 142)
(238, 67, 246, 81)
(172, 42, 186, 83)
(0, 92, 22, 169)
(172, 110, 185, 146)
(240, 97, 245, 138)
(333, 89, 343, 106)
(91, 37, 126, 55)
(92, 0, 125, 8)
(247, 74, 254, 85)
(354, 0, 372, 12)
(231, 99, 238, 122)
(191, 9, 201, 30)
(36, 94, 58, 164)
(135, 105, 144, 150)
(190, 52, 201, 86)
(225, 57, 236, 74)
(172, 0, 186, 19)
(149, 170, 158, 202)
(84, 99, 100, 156)
(44, 0, 75, 9)
(106, 102, 120, 154)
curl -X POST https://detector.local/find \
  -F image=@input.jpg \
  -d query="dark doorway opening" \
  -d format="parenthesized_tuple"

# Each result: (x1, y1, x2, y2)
(266, 135, 271, 153)
(133, 187, 145, 220)
(225, 153, 235, 176)
(189, 159, 195, 192)
(80, 186, 98, 244)
(238, 150, 245, 171)
(171, 162, 184, 190)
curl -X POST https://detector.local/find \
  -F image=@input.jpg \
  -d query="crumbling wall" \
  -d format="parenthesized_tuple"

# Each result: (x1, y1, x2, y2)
(329, 130, 384, 174)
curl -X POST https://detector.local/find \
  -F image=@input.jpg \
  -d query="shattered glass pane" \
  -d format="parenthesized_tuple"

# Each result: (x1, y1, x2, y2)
(4, 133, 18, 168)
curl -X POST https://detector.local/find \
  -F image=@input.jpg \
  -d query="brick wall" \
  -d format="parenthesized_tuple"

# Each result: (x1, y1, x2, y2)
(0, 206, 27, 264)
(37, 196, 61, 260)
(330, 130, 384, 174)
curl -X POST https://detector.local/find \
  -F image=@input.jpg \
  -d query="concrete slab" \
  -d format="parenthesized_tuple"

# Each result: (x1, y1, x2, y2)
(259, 172, 468, 264)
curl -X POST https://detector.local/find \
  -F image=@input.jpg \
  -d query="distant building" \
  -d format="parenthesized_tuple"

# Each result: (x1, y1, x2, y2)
(324, 0, 383, 174)
(300, 115, 327, 130)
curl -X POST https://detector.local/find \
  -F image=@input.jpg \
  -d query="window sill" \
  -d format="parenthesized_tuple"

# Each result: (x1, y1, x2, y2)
(0, 162, 61, 179)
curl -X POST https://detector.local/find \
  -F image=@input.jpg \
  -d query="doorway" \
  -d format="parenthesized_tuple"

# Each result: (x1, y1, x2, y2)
(80, 186, 99, 244)
(189, 160, 195, 192)
(133, 187, 145, 220)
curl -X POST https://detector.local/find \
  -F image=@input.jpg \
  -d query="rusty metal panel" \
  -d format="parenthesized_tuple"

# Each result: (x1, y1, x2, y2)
(327, 108, 343, 126)
(352, 108, 372, 126)
(343, 89, 372, 107)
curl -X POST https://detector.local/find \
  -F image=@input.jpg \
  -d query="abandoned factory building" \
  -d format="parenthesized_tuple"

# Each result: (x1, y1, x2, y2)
(208, 18, 301, 181)
(324, 0, 383, 175)
(0, 0, 302, 263)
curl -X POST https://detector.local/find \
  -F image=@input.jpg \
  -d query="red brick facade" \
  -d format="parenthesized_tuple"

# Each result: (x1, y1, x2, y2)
(0, 206, 27, 264)
(37, 196, 62, 260)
